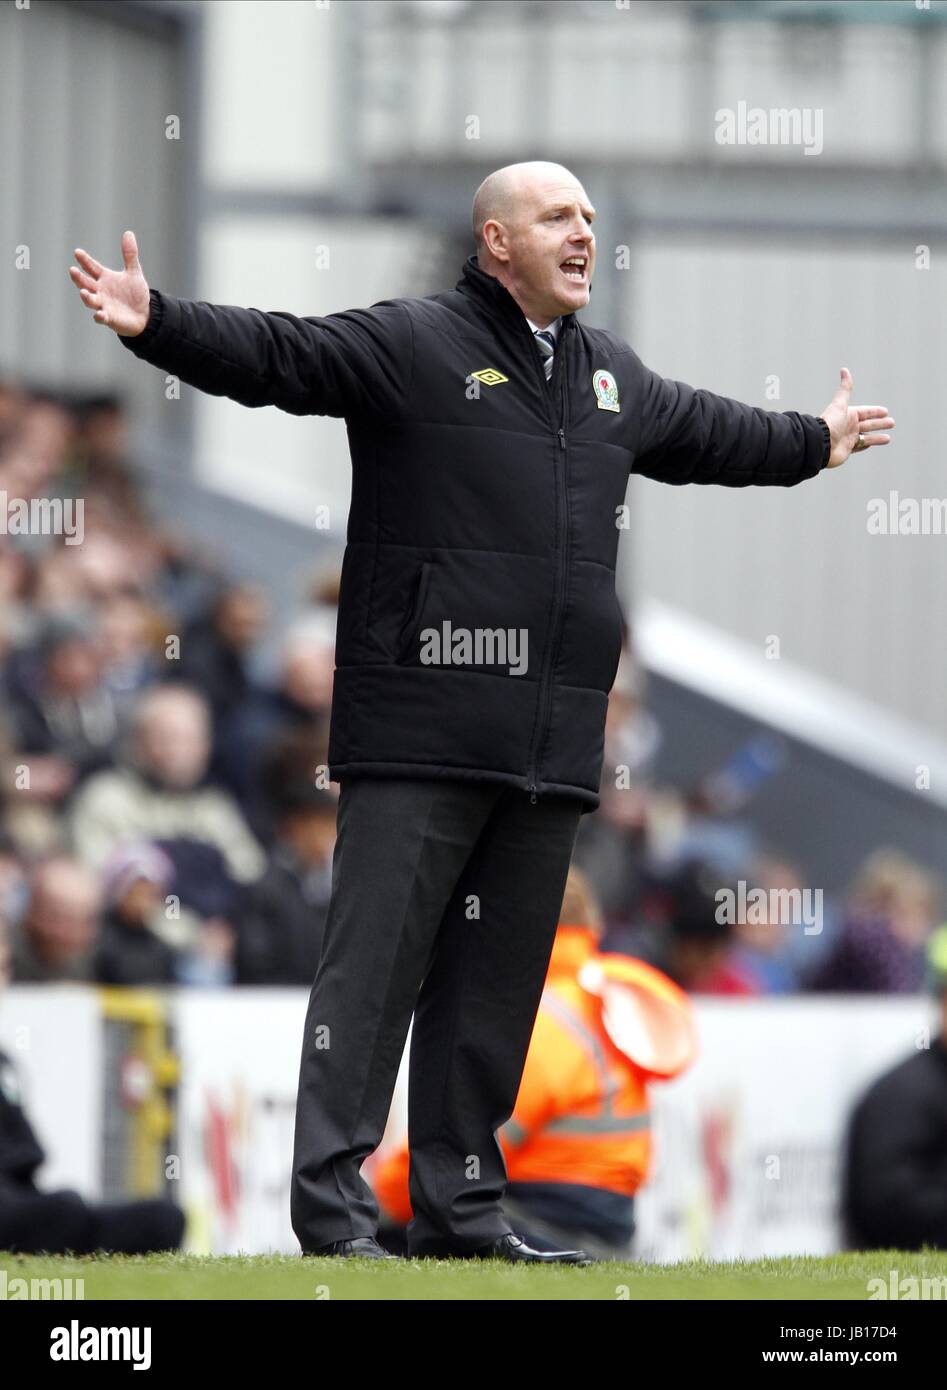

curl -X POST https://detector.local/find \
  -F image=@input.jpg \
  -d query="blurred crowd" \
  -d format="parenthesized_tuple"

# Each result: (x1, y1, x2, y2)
(0, 378, 338, 989)
(576, 661, 944, 997)
(0, 375, 943, 996)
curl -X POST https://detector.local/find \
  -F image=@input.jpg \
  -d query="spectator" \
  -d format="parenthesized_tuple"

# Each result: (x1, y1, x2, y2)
(94, 843, 178, 987)
(0, 393, 73, 536)
(6, 608, 119, 790)
(65, 390, 147, 526)
(602, 859, 752, 995)
(0, 914, 186, 1254)
(214, 610, 336, 833)
(8, 857, 102, 983)
(841, 923, 947, 1250)
(0, 710, 69, 858)
(98, 589, 164, 712)
(600, 861, 739, 995)
(68, 683, 265, 884)
(155, 840, 240, 988)
(96, 839, 237, 990)
(727, 855, 808, 994)
(234, 755, 336, 986)
(174, 581, 267, 724)
(806, 849, 939, 993)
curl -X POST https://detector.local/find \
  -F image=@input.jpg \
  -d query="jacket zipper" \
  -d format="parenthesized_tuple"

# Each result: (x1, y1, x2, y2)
(525, 319, 570, 804)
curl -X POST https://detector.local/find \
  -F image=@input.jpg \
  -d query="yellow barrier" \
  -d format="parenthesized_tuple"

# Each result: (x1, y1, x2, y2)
(97, 989, 180, 1197)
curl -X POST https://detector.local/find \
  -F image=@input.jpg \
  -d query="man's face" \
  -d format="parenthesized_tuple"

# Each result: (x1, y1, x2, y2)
(136, 700, 210, 789)
(491, 177, 596, 324)
(28, 868, 101, 963)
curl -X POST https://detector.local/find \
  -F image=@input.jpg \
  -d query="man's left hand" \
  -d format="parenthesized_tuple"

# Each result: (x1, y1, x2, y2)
(820, 367, 895, 468)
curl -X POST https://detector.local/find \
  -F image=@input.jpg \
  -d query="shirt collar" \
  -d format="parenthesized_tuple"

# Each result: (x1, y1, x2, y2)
(525, 314, 561, 341)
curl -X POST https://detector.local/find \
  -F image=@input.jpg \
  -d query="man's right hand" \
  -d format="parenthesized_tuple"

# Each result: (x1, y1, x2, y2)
(69, 230, 151, 337)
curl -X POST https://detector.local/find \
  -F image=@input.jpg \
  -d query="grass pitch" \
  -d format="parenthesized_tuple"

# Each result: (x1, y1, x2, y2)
(1, 1250, 944, 1300)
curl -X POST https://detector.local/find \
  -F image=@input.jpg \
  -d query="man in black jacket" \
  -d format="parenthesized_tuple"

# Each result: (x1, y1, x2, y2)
(842, 925, 947, 1251)
(69, 161, 894, 1263)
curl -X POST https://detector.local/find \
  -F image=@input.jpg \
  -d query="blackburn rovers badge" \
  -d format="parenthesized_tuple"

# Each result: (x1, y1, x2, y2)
(593, 369, 620, 412)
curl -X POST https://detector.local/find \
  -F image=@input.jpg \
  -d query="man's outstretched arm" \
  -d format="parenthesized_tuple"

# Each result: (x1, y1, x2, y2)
(69, 231, 414, 419)
(630, 350, 894, 487)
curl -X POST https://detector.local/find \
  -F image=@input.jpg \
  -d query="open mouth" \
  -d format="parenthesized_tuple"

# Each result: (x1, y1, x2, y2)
(559, 256, 588, 283)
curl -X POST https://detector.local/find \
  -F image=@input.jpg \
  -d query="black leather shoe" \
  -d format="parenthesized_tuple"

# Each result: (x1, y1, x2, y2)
(463, 1233, 594, 1266)
(307, 1236, 398, 1259)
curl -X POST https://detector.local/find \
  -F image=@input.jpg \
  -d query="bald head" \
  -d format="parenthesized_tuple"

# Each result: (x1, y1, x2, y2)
(26, 857, 102, 966)
(132, 684, 211, 789)
(470, 162, 596, 327)
(472, 162, 582, 253)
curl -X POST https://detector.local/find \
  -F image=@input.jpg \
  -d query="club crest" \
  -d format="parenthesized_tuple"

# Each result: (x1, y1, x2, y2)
(593, 369, 620, 412)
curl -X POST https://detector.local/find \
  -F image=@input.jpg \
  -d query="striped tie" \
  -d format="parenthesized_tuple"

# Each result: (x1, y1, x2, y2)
(534, 329, 556, 381)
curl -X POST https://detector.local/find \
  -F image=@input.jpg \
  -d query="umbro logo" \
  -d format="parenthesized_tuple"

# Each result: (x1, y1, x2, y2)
(469, 368, 509, 386)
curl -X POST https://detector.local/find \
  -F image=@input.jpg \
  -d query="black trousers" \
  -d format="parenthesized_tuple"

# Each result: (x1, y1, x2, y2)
(290, 776, 584, 1255)
(0, 1184, 185, 1255)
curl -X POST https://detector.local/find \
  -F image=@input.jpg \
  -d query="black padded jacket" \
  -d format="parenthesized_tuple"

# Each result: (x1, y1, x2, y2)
(120, 255, 830, 812)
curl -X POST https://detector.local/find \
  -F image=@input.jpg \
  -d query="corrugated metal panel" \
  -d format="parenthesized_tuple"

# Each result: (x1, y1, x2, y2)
(0, 0, 186, 436)
(354, 2, 947, 168)
(625, 232, 947, 738)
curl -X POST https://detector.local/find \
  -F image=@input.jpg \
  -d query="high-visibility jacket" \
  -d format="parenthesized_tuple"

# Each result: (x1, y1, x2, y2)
(372, 924, 696, 1223)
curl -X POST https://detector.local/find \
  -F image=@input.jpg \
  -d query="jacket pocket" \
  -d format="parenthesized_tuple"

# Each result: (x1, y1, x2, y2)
(395, 560, 434, 663)
(555, 561, 626, 694)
